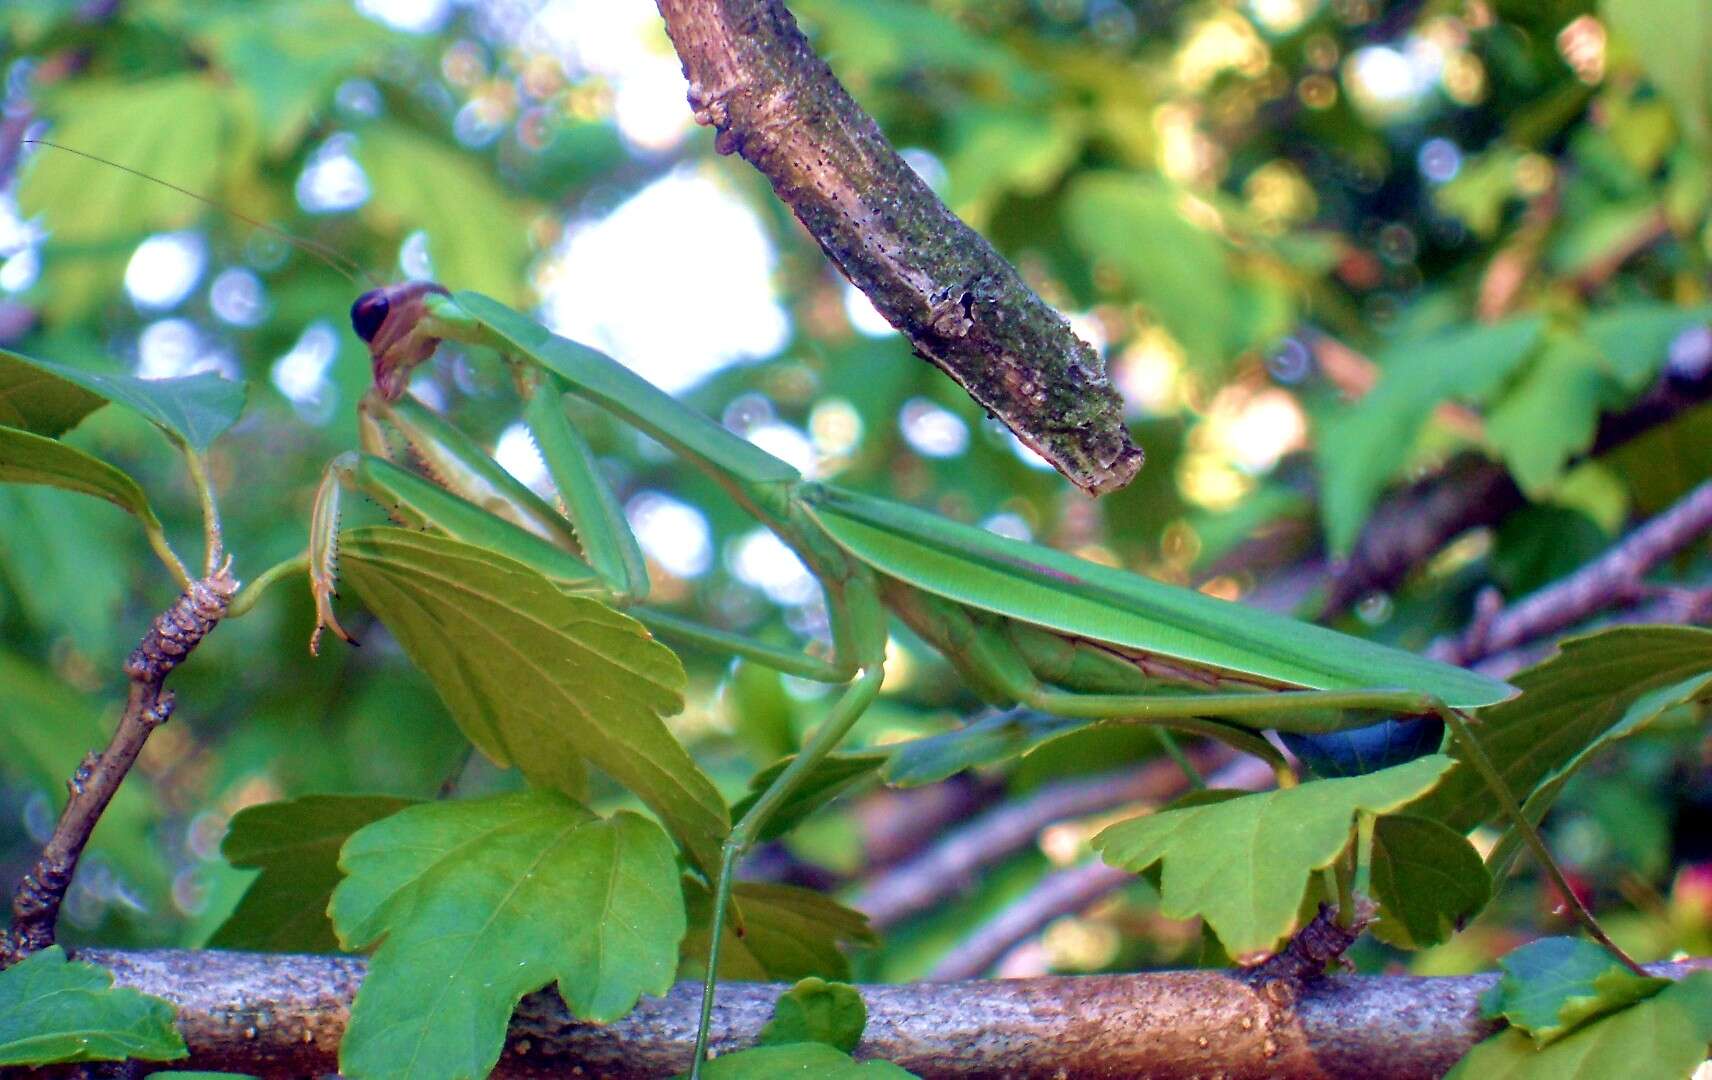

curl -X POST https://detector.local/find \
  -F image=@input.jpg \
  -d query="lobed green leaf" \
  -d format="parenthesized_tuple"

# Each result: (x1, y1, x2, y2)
(210, 794, 417, 953)
(0, 346, 245, 450)
(1480, 937, 1671, 1047)
(0, 946, 186, 1066)
(1446, 971, 1712, 1080)
(759, 978, 869, 1053)
(1407, 627, 1712, 849)
(332, 792, 685, 1080)
(1367, 814, 1491, 950)
(1092, 755, 1455, 956)
(681, 880, 876, 983)
(338, 526, 728, 876)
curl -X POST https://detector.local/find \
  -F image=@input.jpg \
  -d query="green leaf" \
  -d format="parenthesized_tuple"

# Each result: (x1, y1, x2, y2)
(331, 792, 686, 1080)
(356, 124, 532, 302)
(1481, 938, 1671, 1046)
(0, 487, 132, 657)
(684, 1042, 918, 1079)
(793, 0, 1032, 89)
(1601, 0, 1712, 143)
(0, 426, 164, 529)
(0, 348, 107, 435)
(1092, 756, 1455, 956)
(759, 978, 868, 1053)
(1485, 335, 1612, 497)
(1490, 667, 1712, 881)
(338, 527, 728, 877)
(1408, 627, 1712, 847)
(0, 346, 245, 450)
(732, 751, 888, 840)
(22, 75, 230, 321)
(1065, 173, 1236, 373)
(0, 946, 186, 1066)
(681, 880, 876, 982)
(183, 0, 402, 152)
(1583, 303, 1712, 392)
(209, 795, 418, 953)
(1447, 971, 1712, 1080)
(1316, 316, 1544, 554)
(1368, 815, 1492, 950)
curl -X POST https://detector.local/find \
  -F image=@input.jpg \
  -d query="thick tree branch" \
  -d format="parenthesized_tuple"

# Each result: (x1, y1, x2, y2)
(52, 948, 1711, 1078)
(1, 568, 235, 965)
(654, 0, 1143, 496)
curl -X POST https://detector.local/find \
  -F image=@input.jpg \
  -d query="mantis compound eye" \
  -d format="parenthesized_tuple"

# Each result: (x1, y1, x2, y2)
(350, 291, 391, 343)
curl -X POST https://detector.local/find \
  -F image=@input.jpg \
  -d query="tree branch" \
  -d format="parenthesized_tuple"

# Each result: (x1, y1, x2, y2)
(1433, 477, 1712, 667)
(46, 948, 1710, 1078)
(1321, 356, 1712, 618)
(653, 0, 1143, 496)
(852, 745, 1234, 932)
(1, 568, 236, 965)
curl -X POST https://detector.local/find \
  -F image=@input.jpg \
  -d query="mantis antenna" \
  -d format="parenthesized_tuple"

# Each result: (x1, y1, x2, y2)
(20, 136, 378, 287)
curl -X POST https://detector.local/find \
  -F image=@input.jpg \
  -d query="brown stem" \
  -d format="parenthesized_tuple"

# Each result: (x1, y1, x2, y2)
(1434, 477, 1712, 666)
(42, 947, 1711, 1078)
(653, 0, 1143, 496)
(916, 755, 1274, 980)
(927, 859, 1131, 982)
(1321, 355, 1712, 619)
(853, 745, 1234, 932)
(1, 568, 236, 966)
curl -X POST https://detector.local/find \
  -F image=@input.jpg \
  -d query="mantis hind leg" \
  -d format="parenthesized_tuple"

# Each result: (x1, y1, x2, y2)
(688, 579, 888, 1076)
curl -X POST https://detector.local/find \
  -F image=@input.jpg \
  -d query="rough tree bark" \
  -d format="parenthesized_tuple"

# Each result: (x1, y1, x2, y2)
(47, 949, 1711, 1079)
(654, 0, 1144, 497)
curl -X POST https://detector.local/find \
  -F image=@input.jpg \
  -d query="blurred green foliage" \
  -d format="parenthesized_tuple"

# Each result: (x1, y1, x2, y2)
(2, 0, 1712, 1016)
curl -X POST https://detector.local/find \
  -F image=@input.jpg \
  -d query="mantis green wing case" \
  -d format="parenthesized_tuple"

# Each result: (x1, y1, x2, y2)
(802, 486, 1515, 709)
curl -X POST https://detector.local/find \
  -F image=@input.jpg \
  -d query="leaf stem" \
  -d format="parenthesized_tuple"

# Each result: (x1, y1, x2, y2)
(1437, 706, 1647, 976)
(226, 553, 308, 619)
(142, 518, 193, 590)
(183, 446, 224, 575)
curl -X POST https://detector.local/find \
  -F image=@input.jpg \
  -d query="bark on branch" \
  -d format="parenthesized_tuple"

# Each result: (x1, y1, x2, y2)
(52, 948, 1712, 1079)
(1321, 355, 1712, 618)
(654, 0, 1143, 496)
(2, 568, 236, 965)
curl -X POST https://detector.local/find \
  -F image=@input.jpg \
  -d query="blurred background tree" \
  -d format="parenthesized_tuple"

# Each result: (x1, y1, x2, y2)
(3, 0, 1711, 992)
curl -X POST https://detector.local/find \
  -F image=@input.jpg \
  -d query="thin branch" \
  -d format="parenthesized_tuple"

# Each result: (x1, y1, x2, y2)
(851, 744, 1235, 932)
(927, 858, 1131, 982)
(1434, 477, 1712, 667)
(918, 755, 1274, 979)
(1321, 356, 1712, 619)
(1, 567, 237, 965)
(653, 0, 1143, 496)
(55, 947, 1712, 1078)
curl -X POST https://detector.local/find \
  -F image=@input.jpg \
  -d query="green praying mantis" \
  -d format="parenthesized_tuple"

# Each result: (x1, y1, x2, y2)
(312, 281, 1571, 1075)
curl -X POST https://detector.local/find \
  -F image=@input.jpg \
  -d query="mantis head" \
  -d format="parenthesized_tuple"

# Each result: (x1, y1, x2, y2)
(351, 281, 453, 400)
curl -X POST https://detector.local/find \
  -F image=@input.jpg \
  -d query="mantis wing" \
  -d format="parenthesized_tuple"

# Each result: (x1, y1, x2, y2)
(805, 486, 1513, 708)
